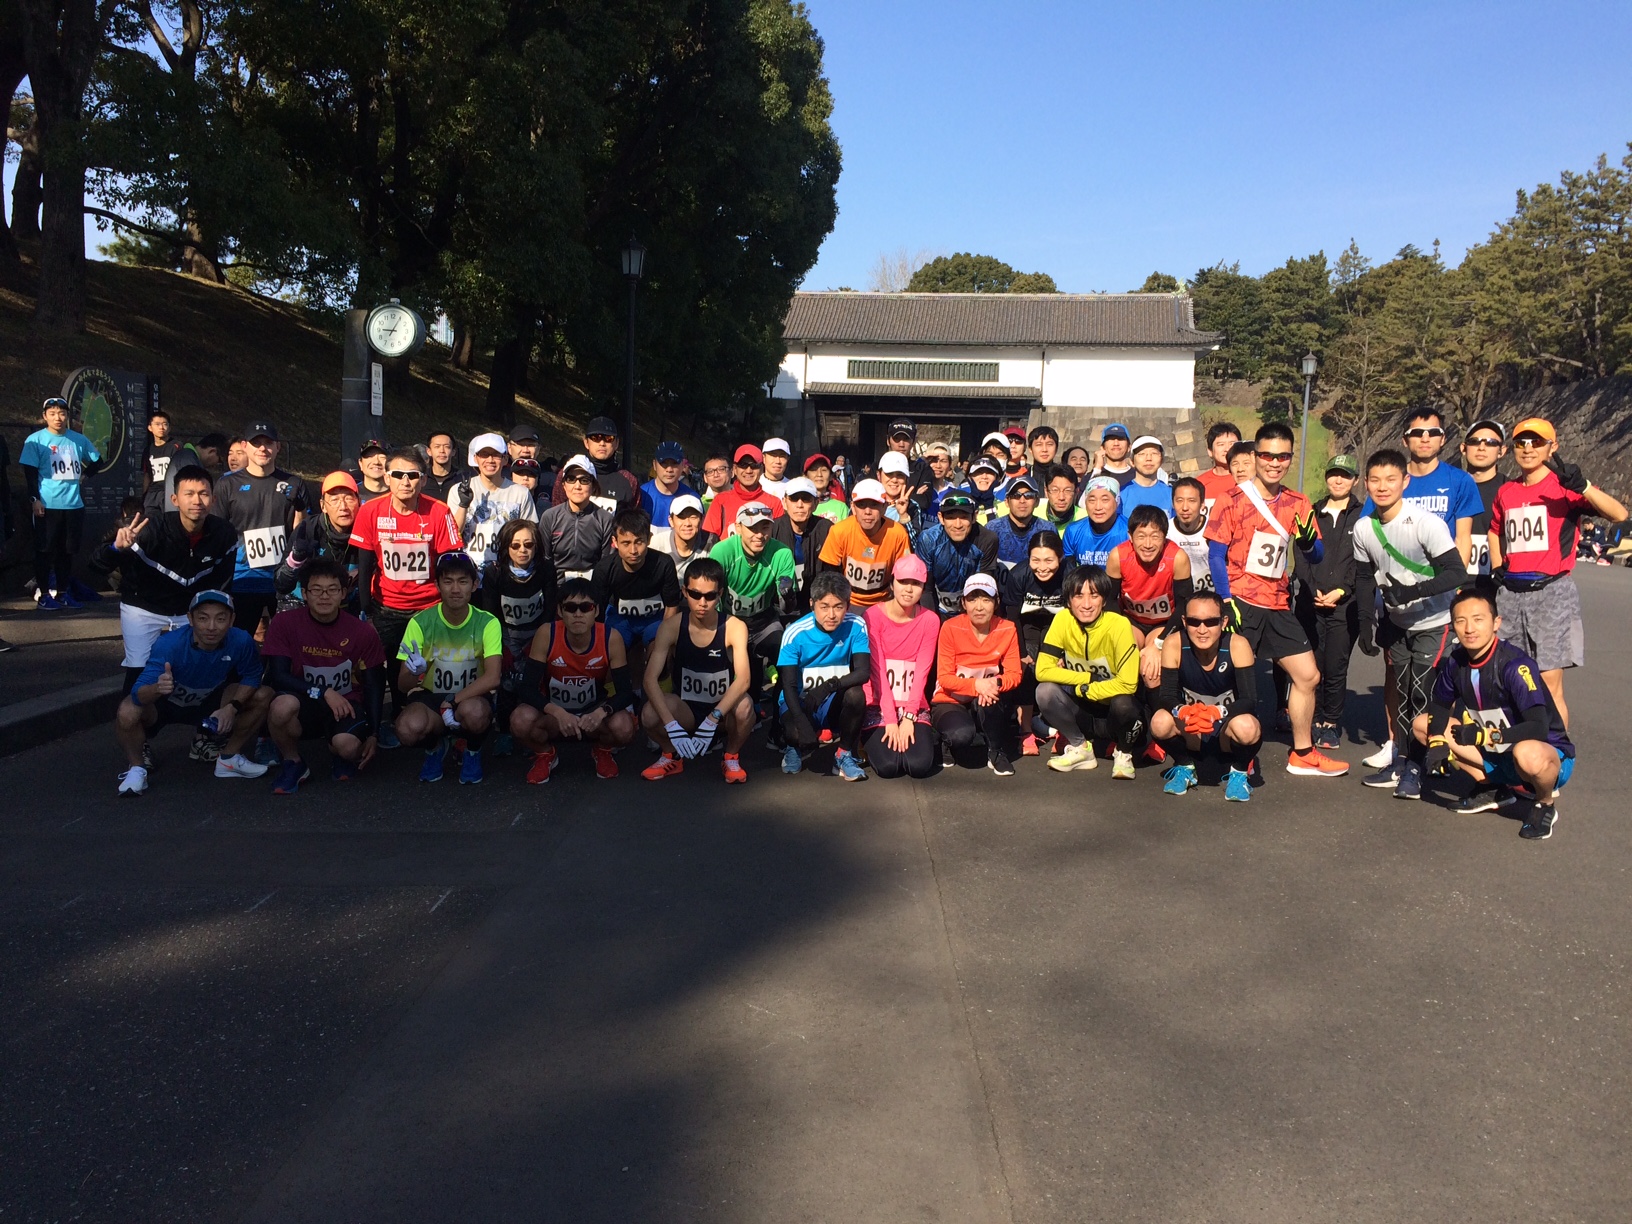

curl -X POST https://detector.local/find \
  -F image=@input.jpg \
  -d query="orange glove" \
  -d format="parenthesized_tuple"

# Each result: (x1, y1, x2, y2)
(1181, 703, 1223, 736)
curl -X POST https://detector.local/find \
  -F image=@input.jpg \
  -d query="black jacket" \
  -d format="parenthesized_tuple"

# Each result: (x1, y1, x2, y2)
(1294, 495, 1364, 607)
(770, 514, 833, 612)
(275, 512, 361, 609)
(92, 512, 238, 616)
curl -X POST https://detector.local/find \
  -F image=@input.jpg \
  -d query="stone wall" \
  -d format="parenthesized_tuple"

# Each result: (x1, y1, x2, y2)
(1479, 376, 1632, 505)
(1027, 405, 1210, 473)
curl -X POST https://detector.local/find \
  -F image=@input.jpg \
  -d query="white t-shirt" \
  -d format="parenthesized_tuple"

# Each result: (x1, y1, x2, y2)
(1169, 521, 1212, 591)
(449, 478, 538, 567)
(759, 477, 789, 499)
(1352, 505, 1460, 631)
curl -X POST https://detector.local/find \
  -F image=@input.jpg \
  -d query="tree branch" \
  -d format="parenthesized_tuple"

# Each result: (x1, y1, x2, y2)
(132, 0, 180, 71)
(83, 205, 187, 248)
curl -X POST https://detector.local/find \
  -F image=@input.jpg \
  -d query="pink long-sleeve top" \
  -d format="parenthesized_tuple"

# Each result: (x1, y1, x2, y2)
(862, 601, 941, 722)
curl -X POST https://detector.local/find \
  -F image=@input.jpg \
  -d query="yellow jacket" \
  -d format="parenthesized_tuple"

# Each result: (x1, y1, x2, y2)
(1035, 607, 1139, 703)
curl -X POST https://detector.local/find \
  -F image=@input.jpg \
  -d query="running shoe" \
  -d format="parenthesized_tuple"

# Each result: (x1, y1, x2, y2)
(1393, 761, 1422, 801)
(331, 758, 358, 782)
(722, 754, 748, 784)
(1455, 786, 1516, 816)
(458, 748, 484, 785)
(781, 745, 803, 775)
(643, 753, 684, 781)
(189, 733, 220, 763)
(68, 578, 102, 602)
(1142, 739, 1167, 766)
(988, 749, 1014, 776)
(592, 746, 619, 779)
(419, 742, 446, 783)
(1224, 767, 1253, 802)
(271, 759, 311, 794)
(1315, 723, 1341, 751)
(1363, 763, 1402, 789)
(1049, 741, 1097, 772)
(491, 733, 515, 758)
(1020, 734, 1040, 757)
(1286, 747, 1349, 777)
(1520, 804, 1557, 841)
(1163, 763, 1197, 795)
(1111, 749, 1135, 780)
(37, 593, 64, 612)
(117, 765, 149, 796)
(0, 636, 13, 653)
(252, 737, 281, 766)
(1246, 755, 1266, 787)
(377, 722, 402, 750)
(1362, 740, 1395, 770)
(215, 752, 270, 779)
(526, 748, 557, 785)
(60, 591, 83, 610)
(833, 748, 866, 781)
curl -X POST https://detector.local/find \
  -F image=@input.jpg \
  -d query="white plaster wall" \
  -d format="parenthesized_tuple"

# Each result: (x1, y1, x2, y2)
(1042, 348, 1195, 410)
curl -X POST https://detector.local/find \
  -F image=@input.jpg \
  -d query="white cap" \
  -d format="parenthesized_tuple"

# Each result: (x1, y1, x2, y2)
(877, 452, 911, 476)
(560, 453, 598, 481)
(669, 493, 703, 517)
(736, 501, 775, 526)
(468, 432, 508, 464)
(851, 478, 887, 504)
(963, 573, 998, 598)
(761, 436, 791, 455)
(784, 476, 819, 499)
(1131, 434, 1165, 453)
(926, 441, 951, 456)
(981, 431, 1010, 449)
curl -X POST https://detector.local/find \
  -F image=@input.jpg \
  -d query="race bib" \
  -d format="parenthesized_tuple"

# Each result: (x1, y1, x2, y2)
(1470, 707, 1512, 753)
(800, 663, 848, 692)
(50, 448, 82, 481)
(937, 588, 962, 613)
(884, 659, 916, 705)
(1182, 687, 1226, 708)
(1469, 537, 1491, 576)
(679, 667, 730, 703)
(1124, 592, 1172, 621)
(380, 538, 431, 581)
(242, 525, 289, 568)
(618, 596, 665, 619)
(844, 555, 887, 592)
(1503, 504, 1548, 555)
(167, 681, 214, 708)
(590, 494, 619, 515)
(1086, 656, 1114, 683)
(793, 562, 807, 586)
(431, 660, 479, 694)
(549, 674, 597, 711)
(1021, 596, 1058, 616)
(955, 664, 998, 680)
(501, 592, 544, 628)
(303, 662, 353, 693)
(149, 454, 172, 482)
(562, 569, 593, 582)
(731, 586, 770, 616)
(1243, 530, 1287, 580)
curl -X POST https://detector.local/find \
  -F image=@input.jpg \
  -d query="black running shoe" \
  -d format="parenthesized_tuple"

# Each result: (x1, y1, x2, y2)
(1455, 786, 1516, 816)
(1520, 804, 1557, 841)
(987, 749, 1014, 777)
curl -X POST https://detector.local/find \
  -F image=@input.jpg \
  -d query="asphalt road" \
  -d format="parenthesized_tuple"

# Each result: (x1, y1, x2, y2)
(3, 567, 1630, 1222)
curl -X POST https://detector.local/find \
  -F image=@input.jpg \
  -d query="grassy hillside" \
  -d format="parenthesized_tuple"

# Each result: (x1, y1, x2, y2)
(1199, 380, 1336, 495)
(0, 259, 680, 478)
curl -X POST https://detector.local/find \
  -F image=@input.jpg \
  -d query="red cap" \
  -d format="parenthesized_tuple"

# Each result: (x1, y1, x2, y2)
(802, 452, 832, 471)
(734, 443, 765, 464)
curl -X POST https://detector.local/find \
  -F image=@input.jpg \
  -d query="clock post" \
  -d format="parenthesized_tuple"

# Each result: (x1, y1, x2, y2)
(341, 299, 426, 465)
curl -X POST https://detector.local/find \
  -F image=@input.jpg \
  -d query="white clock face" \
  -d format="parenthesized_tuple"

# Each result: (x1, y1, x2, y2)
(367, 305, 417, 357)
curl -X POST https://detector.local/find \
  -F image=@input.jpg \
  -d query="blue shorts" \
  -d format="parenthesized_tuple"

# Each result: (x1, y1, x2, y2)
(606, 612, 663, 648)
(1484, 748, 1574, 791)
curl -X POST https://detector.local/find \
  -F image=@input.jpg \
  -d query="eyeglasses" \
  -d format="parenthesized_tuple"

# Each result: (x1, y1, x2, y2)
(387, 470, 422, 480)
(1513, 437, 1548, 449)
(683, 587, 720, 602)
(1404, 427, 1446, 439)
(1184, 616, 1224, 628)
(560, 601, 597, 614)
(562, 473, 592, 483)
(1255, 450, 1294, 462)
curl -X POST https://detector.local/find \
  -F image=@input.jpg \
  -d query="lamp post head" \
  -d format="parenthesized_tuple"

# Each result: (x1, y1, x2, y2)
(622, 236, 646, 281)
(1301, 352, 1318, 379)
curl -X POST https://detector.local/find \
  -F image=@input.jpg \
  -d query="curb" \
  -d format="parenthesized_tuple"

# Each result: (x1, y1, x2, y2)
(0, 676, 125, 758)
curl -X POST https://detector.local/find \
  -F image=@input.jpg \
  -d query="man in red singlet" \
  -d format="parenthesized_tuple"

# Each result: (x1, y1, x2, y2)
(1106, 504, 1193, 714)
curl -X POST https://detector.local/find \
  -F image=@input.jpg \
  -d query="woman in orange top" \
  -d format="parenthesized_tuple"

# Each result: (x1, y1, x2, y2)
(931, 572, 1022, 775)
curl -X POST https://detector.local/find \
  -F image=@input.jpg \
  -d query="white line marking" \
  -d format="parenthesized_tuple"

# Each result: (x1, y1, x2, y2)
(245, 890, 276, 913)
(511, 812, 525, 827)
(196, 816, 214, 828)
(60, 893, 84, 909)
(430, 889, 452, 913)
(61, 816, 85, 829)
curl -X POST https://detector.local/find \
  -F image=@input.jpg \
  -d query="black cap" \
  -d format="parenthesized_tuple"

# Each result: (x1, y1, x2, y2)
(886, 417, 916, 439)
(511, 457, 541, 476)
(584, 415, 619, 438)
(509, 424, 540, 443)
(244, 420, 279, 442)
(1466, 418, 1507, 443)
(358, 437, 388, 457)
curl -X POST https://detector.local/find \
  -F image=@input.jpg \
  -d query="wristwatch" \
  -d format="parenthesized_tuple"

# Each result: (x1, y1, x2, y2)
(307, 685, 323, 700)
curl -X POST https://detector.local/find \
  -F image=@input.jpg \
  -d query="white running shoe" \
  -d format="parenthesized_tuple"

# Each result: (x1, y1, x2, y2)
(118, 765, 149, 795)
(1362, 740, 1395, 770)
(215, 753, 269, 779)
(1111, 749, 1135, 780)
(1049, 741, 1098, 772)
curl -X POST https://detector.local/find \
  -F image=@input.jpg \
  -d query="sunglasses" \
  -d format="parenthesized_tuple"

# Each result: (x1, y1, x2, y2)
(1007, 489, 1037, 499)
(560, 601, 597, 614)
(387, 470, 422, 480)
(683, 587, 720, 602)
(586, 434, 616, 444)
(1256, 450, 1294, 461)
(1513, 437, 1549, 449)
(1466, 436, 1503, 447)
(1404, 427, 1446, 439)
(562, 473, 592, 483)
(1184, 616, 1224, 628)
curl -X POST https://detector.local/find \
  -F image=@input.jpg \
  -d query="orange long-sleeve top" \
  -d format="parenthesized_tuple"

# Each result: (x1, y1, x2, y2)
(932, 614, 1022, 703)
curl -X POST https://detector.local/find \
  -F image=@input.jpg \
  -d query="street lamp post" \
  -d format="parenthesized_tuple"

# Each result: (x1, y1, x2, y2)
(621, 236, 646, 469)
(1298, 351, 1318, 493)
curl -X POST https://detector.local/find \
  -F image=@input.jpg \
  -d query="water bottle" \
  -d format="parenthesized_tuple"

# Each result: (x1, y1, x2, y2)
(201, 715, 220, 736)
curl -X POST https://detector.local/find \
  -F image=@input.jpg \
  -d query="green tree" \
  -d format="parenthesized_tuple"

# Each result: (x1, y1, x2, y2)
(1191, 260, 1268, 381)
(907, 252, 1055, 293)
(1257, 252, 1335, 422)
(1133, 271, 1182, 293)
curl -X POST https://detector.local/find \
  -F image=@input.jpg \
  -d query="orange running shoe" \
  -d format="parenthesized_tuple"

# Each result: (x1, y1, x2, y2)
(643, 753, 684, 781)
(722, 753, 747, 784)
(592, 746, 619, 779)
(1020, 734, 1040, 757)
(526, 748, 557, 785)
(1286, 746, 1349, 777)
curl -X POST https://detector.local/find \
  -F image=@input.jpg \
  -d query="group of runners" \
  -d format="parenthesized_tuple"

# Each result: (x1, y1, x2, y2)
(25, 394, 1606, 843)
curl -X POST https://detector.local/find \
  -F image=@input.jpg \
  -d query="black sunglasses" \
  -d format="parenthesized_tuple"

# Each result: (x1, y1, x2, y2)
(1404, 427, 1446, 439)
(683, 587, 720, 602)
(560, 601, 597, 614)
(1184, 616, 1224, 628)
(585, 434, 616, 443)
(1466, 435, 1503, 447)
(387, 470, 422, 480)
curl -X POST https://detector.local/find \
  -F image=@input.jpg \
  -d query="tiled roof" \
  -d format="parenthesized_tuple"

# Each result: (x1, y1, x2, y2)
(785, 292, 1220, 348)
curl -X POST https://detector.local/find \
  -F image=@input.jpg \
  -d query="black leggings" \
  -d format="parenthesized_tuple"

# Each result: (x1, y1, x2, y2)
(1311, 602, 1358, 726)
(783, 684, 867, 752)
(1035, 684, 1145, 753)
(747, 618, 784, 703)
(33, 507, 83, 593)
(930, 692, 1017, 765)
(863, 722, 940, 778)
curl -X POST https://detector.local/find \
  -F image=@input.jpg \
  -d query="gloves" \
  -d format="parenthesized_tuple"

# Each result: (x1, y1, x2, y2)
(1450, 719, 1501, 750)
(1292, 511, 1320, 551)
(689, 710, 721, 756)
(1546, 454, 1589, 494)
(404, 644, 428, 677)
(1424, 735, 1451, 775)
(1380, 579, 1413, 608)
(1223, 597, 1244, 633)
(1356, 618, 1380, 656)
(802, 679, 838, 711)
(664, 718, 698, 758)
(1176, 702, 1222, 736)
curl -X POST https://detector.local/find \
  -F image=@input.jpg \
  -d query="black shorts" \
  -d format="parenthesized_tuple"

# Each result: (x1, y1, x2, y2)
(291, 694, 371, 741)
(406, 689, 495, 712)
(149, 686, 227, 729)
(1235, 602, 1311, 661)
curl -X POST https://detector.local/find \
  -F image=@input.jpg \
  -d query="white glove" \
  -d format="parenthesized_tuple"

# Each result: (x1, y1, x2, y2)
(405, 645, 428, 677)
(689, 710, 721, 756)
(441, 705, 460, 730)
(664, 719, 698, 759)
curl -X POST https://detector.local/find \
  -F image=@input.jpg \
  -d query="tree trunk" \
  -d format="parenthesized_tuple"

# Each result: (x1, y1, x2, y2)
(34, 159, 86, 330)
(485, 333, 523, 431)
(12, 125, 42, 241)
(181, 212, 223, 282)
(451, 323, 475, 369)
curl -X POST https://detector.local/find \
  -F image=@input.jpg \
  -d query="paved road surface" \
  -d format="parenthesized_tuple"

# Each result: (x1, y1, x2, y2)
(4, 568, 1630, 1222)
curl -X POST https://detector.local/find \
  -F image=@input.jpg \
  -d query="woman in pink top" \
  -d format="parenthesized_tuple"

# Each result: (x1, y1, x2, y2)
(861, 555, 941, 778)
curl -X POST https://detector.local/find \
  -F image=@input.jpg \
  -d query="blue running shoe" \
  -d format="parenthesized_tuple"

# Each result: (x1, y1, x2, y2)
(458, 747, 484, 785)
(37, 593, 64, 611)
(834, 748, 866, 781)
(68, 578, 102, 602)
(1163, 763, 1197, 795)
(419, 741, 446, 782)
(1225, 767, 1253, 802)
(491, 733, 515, 758)
(60, 591, 83, 610)
(377, 722, 401, 750)
(331, 757, 358, 782)
(271, 758, 310, 795)
(1393, 760, 1422, 801)
(781, 745, 803, 775)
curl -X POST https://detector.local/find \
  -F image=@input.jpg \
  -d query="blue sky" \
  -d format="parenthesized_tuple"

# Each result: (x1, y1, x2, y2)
(799, 0, 1632, 292)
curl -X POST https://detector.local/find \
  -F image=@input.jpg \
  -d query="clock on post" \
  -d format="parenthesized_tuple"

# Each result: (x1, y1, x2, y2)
(365, 300, 427, 358)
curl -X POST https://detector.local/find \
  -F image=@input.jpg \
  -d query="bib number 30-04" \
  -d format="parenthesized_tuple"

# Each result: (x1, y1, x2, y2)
(1503, 504, 1548, 555)
(1244, 530, 1287, 580)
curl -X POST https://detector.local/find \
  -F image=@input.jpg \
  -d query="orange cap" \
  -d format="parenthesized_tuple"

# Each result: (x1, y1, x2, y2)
(321, 470, 359, 494)
(1511, 417, 1556, 443)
